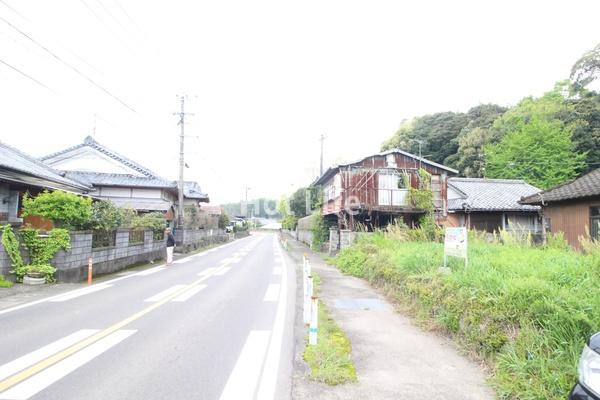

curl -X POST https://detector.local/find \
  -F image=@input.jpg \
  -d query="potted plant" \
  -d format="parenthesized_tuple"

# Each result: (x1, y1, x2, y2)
(22, 264, 56, 285)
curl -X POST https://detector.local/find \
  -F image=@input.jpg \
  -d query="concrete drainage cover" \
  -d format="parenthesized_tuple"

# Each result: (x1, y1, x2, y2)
(334, 298, 386, 311)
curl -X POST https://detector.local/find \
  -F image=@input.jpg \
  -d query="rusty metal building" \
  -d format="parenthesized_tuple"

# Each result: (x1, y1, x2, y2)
(312, 149, 458, 230)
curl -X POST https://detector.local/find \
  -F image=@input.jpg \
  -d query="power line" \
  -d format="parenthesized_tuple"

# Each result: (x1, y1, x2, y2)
(0, 15, 137, 113)
(0, 58, 54, 93)
(78, 0, 135, 54)
(0, 0, 28, 21)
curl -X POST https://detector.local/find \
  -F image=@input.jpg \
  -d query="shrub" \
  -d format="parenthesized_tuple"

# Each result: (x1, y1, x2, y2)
(311, 212, 329, 249)
(132, 212, 166, 240)
(21, 190, 92, 230)
(118, 208, 138, 228)
(86, 200, 122, 230)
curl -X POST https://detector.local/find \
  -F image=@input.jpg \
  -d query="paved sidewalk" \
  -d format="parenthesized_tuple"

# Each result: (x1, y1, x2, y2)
(288, 238, 496, 400)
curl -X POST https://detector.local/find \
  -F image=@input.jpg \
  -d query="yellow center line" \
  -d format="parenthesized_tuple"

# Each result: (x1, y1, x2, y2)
(0, 264, 226, 393)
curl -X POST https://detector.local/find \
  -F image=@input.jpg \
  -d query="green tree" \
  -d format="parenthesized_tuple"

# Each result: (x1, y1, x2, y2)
(381, 112, 470, 166)
(453, 104, 507, 175)
(485, 116, 585, 188)
(277, 195, 298, 230)
(22, 190, 92, 230)
(218, 210, 230, 229)
(289, 188, 308, 217)
(571, 42, 600, 90)
(563, 88, 600, 173)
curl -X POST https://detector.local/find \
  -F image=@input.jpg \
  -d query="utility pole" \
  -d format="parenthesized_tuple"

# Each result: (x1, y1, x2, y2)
(244, 186, 251, 217)
(319, 134, 326, 176)
(415, 139, 424, 170)
(173, 96, 194, 228)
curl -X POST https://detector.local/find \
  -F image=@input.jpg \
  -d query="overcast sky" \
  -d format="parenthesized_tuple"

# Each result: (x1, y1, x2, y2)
(0, 0, 598, 204)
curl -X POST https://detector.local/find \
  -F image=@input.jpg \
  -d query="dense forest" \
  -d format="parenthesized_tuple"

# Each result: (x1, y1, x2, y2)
(381, 42, 600, 189)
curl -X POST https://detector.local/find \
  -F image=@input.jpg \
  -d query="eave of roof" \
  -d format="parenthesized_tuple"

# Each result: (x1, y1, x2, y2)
(0, 142, 91, 192)
(520, 168, 600, 205)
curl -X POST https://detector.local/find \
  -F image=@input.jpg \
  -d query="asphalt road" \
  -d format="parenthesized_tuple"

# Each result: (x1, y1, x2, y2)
(0, 233, 295, 400)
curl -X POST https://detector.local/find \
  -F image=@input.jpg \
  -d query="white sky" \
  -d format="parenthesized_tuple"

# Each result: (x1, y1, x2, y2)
(0, 0, 598, 204)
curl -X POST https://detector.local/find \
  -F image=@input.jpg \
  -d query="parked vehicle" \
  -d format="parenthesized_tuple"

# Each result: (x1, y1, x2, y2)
(570, 332, 600, 399)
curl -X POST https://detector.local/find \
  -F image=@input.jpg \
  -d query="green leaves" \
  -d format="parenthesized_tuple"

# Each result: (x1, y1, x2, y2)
(22, 190, 92, 230)
(1, 224, 23, 270)
(485, 116, 585, 189)
(87, 200, 122, 230)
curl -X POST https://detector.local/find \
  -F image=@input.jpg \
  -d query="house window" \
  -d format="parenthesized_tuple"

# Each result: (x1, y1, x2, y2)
(591, 207, 600, 239)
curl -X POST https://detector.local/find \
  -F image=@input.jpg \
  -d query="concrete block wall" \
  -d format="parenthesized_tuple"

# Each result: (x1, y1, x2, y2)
(329, 228, 340, 254)
(297, 229, 313, 246)
(174, 228, 230, 253)
(52, 229, 164, 282)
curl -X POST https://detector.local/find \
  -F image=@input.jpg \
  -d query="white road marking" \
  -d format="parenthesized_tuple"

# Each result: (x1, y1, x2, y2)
(218, 330, 271, 400)
(49, 285, 112, 302)
(197, 267, 217, 277)
(273, 267, 282, 275)
(171, 284, 207, 302)
(0, 330, 136, 400)
(229, 257, 242, 264)
(172, 258, 188, 264)
(134, 266, 166, 276)
(263, 284, 280, 302)
(214, 267, 231, 276)
(0, 239, 243, 317)
(144, 285, 187, 302)
(0, 330, 99, 381)
(256, 248, 288, 400)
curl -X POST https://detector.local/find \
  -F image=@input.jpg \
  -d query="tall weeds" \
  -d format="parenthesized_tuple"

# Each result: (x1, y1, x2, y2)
(333, 231, 600, 399)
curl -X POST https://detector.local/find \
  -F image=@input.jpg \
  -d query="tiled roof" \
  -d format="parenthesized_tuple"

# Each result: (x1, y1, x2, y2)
(183, 181, 209, 201)
(41, 136, 160, 178)
(448, 178, 540, 212)
(520, 168, 600, 204)
(0, 141, 91, 192)
(64, 171, 175, 188)
(314, 148, 458, 186)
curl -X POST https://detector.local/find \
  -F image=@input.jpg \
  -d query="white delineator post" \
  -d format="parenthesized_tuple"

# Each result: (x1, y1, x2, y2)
(302, 254, 311, 324)
(309, 297, 318, 345)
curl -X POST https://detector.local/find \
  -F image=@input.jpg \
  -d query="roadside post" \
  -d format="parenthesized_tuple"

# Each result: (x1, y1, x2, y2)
(87, 257, 93, 285)
(309, 297, 319, 345)
(303, 255, 312, 324)
(443, 227, 468, 271)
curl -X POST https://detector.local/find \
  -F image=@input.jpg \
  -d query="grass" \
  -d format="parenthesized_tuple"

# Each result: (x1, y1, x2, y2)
(303, 273, 357, 385)
(332, 231, 600, 400)
(0, 274, 13, 288)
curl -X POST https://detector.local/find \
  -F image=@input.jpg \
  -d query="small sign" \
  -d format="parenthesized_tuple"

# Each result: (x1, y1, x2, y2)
(444, 227, 468, 267)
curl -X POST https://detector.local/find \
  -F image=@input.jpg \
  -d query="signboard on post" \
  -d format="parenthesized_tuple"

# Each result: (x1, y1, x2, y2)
(444, 227, 468, 268)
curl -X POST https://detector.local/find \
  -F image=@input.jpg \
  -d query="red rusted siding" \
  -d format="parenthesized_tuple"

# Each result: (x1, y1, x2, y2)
(320, 153, 453, 216)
